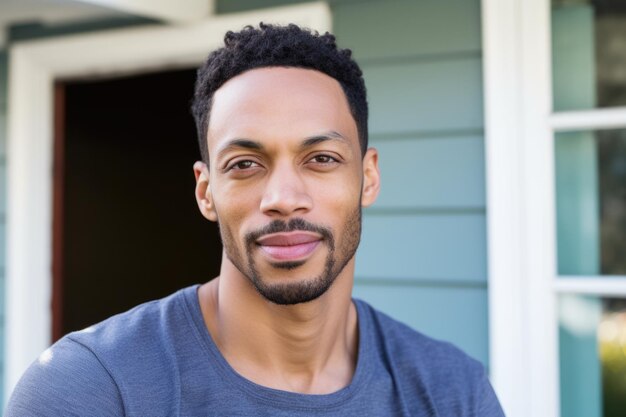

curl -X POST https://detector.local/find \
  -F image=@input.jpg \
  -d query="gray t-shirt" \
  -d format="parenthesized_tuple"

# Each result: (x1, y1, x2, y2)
(7, 285, 505, 416)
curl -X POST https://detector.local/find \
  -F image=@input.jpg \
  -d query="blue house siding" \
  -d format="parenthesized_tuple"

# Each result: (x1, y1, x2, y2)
(218, 0, 488, 364)
(358, 214, 485, 281)
(339, 0, 487, 365)
(365, 58, 483, 134)
(372, 136, 485, 209)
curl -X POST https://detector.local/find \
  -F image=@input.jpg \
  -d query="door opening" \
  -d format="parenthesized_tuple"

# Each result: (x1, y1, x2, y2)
(52, 68, 222, 340)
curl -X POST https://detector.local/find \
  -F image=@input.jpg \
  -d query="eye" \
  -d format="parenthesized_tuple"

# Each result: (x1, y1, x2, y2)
(309, 154, 339, 164)
(227, 160, 259, 171)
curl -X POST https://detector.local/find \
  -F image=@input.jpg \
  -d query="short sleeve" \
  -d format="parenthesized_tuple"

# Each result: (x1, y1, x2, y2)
(5, 337, 125, 417)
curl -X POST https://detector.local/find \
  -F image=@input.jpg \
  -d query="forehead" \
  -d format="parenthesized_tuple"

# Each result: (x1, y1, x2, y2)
(207, 67, 358, 155)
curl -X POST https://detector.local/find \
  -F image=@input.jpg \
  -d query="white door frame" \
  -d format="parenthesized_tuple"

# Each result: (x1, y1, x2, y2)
(5, 2, 331, 398)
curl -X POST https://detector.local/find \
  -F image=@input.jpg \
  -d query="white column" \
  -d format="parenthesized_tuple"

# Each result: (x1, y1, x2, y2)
(482, 0, 559, 416)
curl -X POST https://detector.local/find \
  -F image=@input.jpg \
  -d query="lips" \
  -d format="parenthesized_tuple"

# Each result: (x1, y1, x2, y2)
(256, 232, 322, 261)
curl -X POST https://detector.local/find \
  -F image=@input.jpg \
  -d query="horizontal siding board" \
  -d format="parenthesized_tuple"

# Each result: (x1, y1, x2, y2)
(365, 58, 483, 135)
(0, 269, 3, 316)
(0, 223, 4, 270)
(0, 273, 3, 319)
(0, 161, 5, 213)
(356, 213, 486, 282)
(0, 318, 3, 406)
(217, 0, 307, 13)
(216, 0, 363, 14)
(0, 51, 6, 107)
(372, 135, 485, 208)
(0, 112, 5, 158)
(334, 0, 481, 61)
(0, 321, 3, 360)
(217, 0, 482, 60)
(353, 282, 489, 366)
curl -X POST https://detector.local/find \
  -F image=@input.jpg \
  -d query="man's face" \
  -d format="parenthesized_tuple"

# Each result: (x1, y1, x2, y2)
(195, 67, 379, 305)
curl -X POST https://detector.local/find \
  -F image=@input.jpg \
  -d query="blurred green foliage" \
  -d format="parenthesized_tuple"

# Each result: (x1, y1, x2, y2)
(600, 312, 626, 417)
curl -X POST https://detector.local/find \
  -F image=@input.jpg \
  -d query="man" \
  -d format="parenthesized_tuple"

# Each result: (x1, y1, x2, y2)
(7, 24, 504, 416)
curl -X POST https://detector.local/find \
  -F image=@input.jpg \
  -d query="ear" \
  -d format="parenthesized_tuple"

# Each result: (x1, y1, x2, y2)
(194, 161, 218, 222)
(361, 147, 380, 207)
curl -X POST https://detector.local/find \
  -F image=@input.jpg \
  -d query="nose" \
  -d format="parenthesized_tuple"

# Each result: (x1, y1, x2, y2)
(259, 164, 313, 217)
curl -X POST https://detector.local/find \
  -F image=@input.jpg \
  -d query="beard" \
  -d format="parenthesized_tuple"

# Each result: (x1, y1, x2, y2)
(218, 206, 362, 305)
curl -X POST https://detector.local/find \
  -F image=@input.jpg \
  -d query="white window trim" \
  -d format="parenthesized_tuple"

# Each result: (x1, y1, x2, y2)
(484, 0, 626, 416)
(482, 0, 559, 416)
(5, 2, 331, 399)
(554, 278, 626, 296)
(550, 107, 626, 131)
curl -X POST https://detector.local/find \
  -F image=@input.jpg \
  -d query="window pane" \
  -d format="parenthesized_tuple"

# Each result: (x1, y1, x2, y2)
(555, 128, 626, 275)
(552, 0, 626, 110)
(559, 294, 626, 417)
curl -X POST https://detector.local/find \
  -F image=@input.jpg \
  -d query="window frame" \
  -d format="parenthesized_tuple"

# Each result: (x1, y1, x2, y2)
(483, 0, 626, 416)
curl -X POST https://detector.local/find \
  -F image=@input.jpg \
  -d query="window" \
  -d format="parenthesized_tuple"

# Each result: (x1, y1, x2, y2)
(483, 0, 626, 416)
(553, 2, 626, 415)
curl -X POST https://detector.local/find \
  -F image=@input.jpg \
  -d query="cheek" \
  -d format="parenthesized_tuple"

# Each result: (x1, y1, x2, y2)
(320, 168, 361, 200)
(212, 182, 262, 235)
(312, 177, 361, 217)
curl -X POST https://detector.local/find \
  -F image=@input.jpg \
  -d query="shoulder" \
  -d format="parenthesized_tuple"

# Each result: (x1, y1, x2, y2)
(6, 337, 124, 416)
(7, 286, 200, 417)
(356, 298, 482, 373)
(356, 299, 505, 416)
(66, 286, 200, 392)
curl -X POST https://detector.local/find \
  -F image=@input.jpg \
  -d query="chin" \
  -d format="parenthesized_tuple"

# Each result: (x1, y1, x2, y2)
(250, 272, 336, 306)
(268, 260, 306, 270)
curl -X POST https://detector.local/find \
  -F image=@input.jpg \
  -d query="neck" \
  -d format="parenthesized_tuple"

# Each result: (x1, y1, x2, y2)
(198, 254, 358, 394)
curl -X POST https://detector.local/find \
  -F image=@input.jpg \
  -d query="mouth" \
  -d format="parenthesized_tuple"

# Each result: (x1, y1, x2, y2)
(256, 231, 322, 262)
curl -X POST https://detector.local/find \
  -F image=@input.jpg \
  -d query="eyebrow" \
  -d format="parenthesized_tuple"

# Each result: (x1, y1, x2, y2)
(216, 138, 264, 161)
(216, 131, 349, 161)
(301, 131, 349, 149)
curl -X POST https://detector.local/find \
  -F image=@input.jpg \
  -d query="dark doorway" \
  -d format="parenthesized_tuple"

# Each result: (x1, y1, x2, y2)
(52, 68, 222, 341)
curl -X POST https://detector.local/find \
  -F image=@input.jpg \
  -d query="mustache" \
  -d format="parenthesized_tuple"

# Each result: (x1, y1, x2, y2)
(245, 218, 334, 249)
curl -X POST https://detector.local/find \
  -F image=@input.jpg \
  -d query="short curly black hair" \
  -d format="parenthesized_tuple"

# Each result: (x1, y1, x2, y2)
(191, 23, 368, 163)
